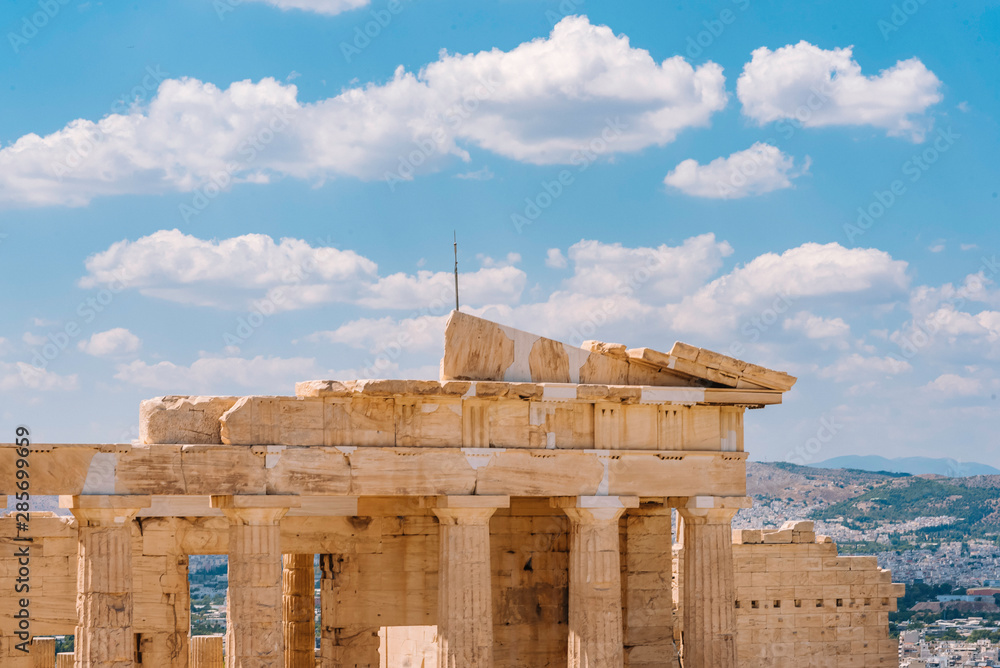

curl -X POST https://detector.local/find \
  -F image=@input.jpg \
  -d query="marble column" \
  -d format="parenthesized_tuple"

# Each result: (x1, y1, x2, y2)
(210, 495, 300, 668)
(556, 496, 638, 668)
(189, 636, 225, 668)
(30, 637, 56, 668)
(677, 496, 746, 668)
(61, 495, 151, 668)
(432, 496, 509, 668)
(282, 554, 316, 668)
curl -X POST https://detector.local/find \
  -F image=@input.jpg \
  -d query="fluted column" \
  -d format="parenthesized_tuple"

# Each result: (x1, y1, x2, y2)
(31, 637, 56, 668)
(282, 554, 316, 668)
(190, 636, 225, 668)
(556, 496, 638, 668)
(62, 495, 151, 668)
(56, 654, 75, 668)
(211, 495, 300, 668)
(677, 496, 746, 668)
(432, 496, 509, 668)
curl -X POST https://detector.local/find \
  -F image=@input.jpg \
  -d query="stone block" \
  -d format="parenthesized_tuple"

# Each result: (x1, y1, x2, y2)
(761, 529, 794, 544)
(140, 395, 238, 444)
(779, 520, 814, 532)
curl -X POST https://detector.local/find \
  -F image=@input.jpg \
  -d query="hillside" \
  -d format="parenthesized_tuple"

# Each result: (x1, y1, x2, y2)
(745, 462, 1000, 546)
(813, 455, 1000, 477)
(812, 475, 1000, 541)
(747, 461, 908, 504)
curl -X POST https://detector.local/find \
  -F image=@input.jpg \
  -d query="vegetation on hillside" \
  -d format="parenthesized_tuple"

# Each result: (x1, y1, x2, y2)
(810, 476, 1000, 542)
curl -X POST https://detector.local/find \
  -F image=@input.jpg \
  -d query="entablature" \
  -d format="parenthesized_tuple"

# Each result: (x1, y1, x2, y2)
(0, 444, 747, 498)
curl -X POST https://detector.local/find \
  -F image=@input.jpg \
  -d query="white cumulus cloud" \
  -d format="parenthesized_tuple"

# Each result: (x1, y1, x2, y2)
(545, 248, 568, 269)
(664, 143, 809, 199)
(81, 229, 525, 310)
(737, 41, 943, 141)
(666, 242, 909, 334)
(81, 229, 378, 309)
(0, 17, 728, 208)
(418, 16, 728, 164)
(359, 266, 525, 309)
(78, 328, 142, 357)
(562, 234, 733, 301)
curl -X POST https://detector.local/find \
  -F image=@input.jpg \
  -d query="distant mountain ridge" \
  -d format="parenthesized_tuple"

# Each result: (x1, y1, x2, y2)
(811, 455, 1000, 477)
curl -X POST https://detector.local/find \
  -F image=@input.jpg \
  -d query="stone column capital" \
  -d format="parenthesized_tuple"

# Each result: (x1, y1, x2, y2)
(676, 495, 750, 524)
(210, 495, 300, 524)
(431, 495, 509, 525)
(554, 495, 639, 522)
(60, 494, 150, 525)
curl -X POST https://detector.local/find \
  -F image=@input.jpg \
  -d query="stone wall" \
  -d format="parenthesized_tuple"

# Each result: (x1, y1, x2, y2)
(491, 499, 571, 667)
(0, 513, 76, 667)
(622, 506, 681, 668)
(732, 521, 902, 667)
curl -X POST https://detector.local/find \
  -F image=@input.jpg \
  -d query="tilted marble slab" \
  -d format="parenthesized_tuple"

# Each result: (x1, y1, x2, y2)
(439, 310, 796, 391)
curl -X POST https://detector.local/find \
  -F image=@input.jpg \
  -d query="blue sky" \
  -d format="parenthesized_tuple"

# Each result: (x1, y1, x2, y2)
(0, 0, 998, 465)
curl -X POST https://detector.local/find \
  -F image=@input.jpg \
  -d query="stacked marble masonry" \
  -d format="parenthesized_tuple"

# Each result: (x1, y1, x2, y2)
(732, 521, 904, 667)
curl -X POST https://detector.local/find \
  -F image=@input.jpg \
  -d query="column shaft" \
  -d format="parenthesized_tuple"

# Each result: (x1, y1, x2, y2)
(76, 520, 134, 668)
(190, 635, 225, 668)
(226, 516, 284, 668)
(64, 496, 149, 668)
(434, 509, 496, 668)
(282, 554, 316, 668)
(31, 637, 56, 668)
(211, 496, 297, 668)
(433, 500, 505, 668)
(678, 506, 738, 668)
(561, 503, 628, 668)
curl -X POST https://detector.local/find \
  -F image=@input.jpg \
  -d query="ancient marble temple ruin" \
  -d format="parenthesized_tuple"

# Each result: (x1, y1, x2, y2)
(0, 312, 903, 667)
